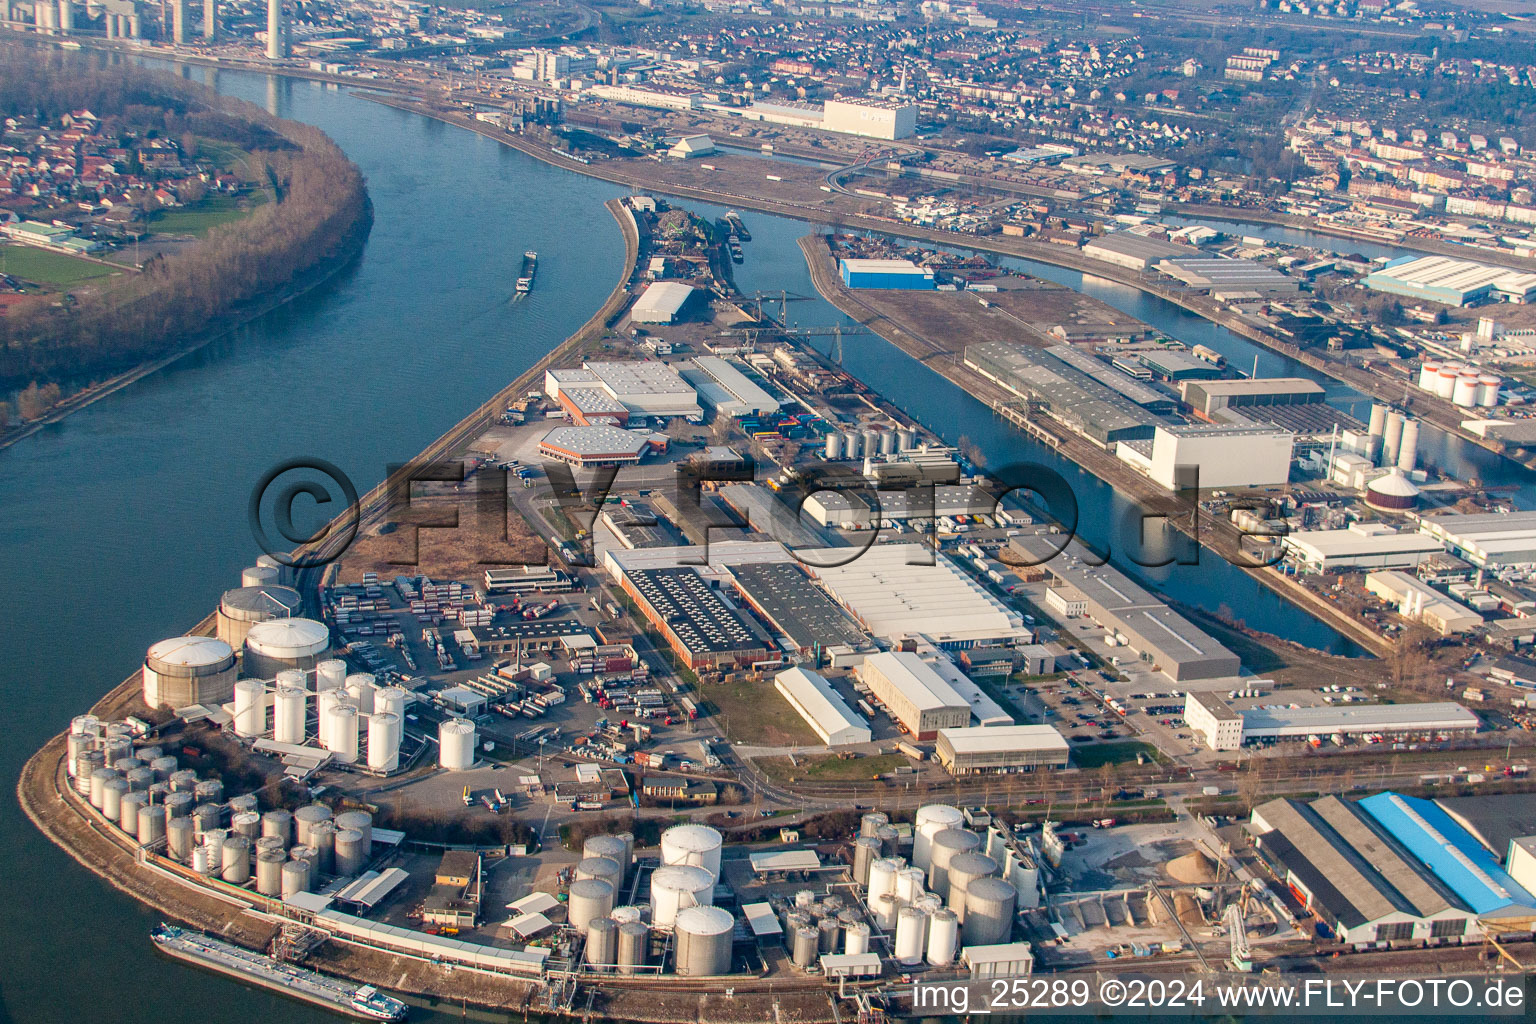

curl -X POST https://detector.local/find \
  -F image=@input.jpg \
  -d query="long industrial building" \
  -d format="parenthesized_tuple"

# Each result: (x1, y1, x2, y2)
(1156, 257, 1299, 295)
(935, 724, 1070, 775)
(799, 485, 999, 529)
(1081, 232, 1201, 271)
(805, 543, 1033, 648)
(1121, 423, 1295, 491)
(1043, 345, 1177, 414)
(537, 425, 661, 467)
(545, 361, 702, 420)
(965, 341, 1163, 446)
(857, 651, 970, 740)
(1193, 697, 1481, 748)
(1416, 510, 1536, 568)
(1281, 522, 1446, 573)
(1008, 535, 1241, 681)
(773, 667, 871, 746)
(1365, 255, 1536, 307)
(1184, 378, 1327, 417)
(728, 562, 868, 659)
(1249, 793, 1536, 944)
(618, 566, 775, 671)
(680, 357, 780, 418)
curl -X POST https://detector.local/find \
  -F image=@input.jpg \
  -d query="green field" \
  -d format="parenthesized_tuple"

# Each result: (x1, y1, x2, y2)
(755, 751, 907, 783)
(1069, 740, 1165, 769)
(151, 193, 266, 236)
(0, 244, 120, 286)
(697, 673, 818, 747)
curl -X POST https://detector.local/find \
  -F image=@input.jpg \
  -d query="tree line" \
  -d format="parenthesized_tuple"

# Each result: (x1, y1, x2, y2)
(0, 46, 372, 394)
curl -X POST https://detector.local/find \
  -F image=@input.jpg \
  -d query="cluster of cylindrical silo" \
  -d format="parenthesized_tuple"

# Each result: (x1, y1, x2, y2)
(1366, 403, 1422, 473)
(859, 805, 1019, 962)
(578, 834, 653, 975)
(1416, 360, 1501, 409)
(777, 890, 871, 968)
(822, 421, 915, 461)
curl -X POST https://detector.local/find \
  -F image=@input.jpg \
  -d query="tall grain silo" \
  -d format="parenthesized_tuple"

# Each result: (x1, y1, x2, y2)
(216, 585, 301, 650)
(242, 618, 330, 679)
(1396, 419, 1420, 473)
(894, 906, 927, 965)
(674, 906, 734, 976)
(142, 636, 238, 709)
(323, 703, 359, 762)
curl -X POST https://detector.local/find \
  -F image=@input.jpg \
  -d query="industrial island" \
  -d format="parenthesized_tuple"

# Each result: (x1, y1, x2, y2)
(24, 189, 1536, 1019)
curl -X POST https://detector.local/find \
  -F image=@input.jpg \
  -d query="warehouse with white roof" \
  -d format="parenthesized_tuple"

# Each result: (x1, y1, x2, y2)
(857, 651, 970, 740)
(773, 667, 871, 746)
(935, 724, 1070, 774)
(1282, 522, 1446, 573)
(1417, 510, 1536, 568)
(681, 356, 781, 417)
(545, 361, 702, 420)
(804, 543, 1032, 648)
(630, 281, 699, 323)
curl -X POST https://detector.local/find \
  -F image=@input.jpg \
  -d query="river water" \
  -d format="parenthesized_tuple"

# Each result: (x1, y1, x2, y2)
(3, 60, 1522, 1021)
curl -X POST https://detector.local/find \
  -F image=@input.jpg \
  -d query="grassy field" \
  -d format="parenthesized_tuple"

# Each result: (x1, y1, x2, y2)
(695, 672, 817, 747)
(755, 751, 908, 783)
(1070, 740, 1165, 769)
(151, 193, 266, 236)
(0, 244, 120, 286)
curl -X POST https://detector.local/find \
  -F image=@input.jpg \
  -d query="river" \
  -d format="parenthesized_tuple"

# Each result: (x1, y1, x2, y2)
(1, 59, 1482, 1023)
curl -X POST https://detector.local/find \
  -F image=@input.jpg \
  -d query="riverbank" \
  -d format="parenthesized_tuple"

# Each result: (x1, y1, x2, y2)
(0, 196, 372, 454)
(358, 93, 1527, 475)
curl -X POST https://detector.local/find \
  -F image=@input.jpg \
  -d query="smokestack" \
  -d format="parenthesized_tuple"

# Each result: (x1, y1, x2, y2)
(172, 0, 185, 43)
(265, 0, 286, 58)
(56, 0, 72, 34)
(203, 0, 217, 38)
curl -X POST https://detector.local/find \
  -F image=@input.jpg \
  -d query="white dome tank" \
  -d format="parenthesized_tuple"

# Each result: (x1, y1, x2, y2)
(868, 857, 901, 902)
(913, 804, 964, 870)
(143, 636, 237, 709)
(242, 564, 280, 588)
(674, 905, 734, 976)
(576, 855, 623, 892)
(233, 679, 267, 738)
(650, 864, 715, 928)
(317, 688, 343, 747)
(926, 827, 981, 894)
(568, 878, 616, 932)
(367, 712, 402, 772)
(345, 673, 377, 715)
(242, 617, 330, 679)
(438, 718, 476, 771)
(316, 659, 348, 692)
(660, 824, 722, 879)
(217, 585, 301, 649)
(896, 865, 926, 902)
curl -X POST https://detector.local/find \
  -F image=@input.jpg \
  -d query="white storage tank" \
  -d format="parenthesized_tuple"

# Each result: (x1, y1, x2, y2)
(100, 776, 128, 820)
(293, 804, 332, 846)
(166, 815, 195, 861)
(438, 718, 476, 771)
(1415, 365, 1438, 392)
(374, 685, 408, 718)
(256, 848, 286, 896)
(926, 907, 959, 966)
(231, 810, 261, 840)
(216, 585, 302, 649)
(334, 828, 368, 876)
(242, 617, 330, 680)
(323, 703, 359, 762)
(674, 905, 734, 976)
(281, 857, 311, 898)
(242, 564, 280, 588)
(334, 810, 373, 850)
(274, 684, 307, 744)
(871, 892, 900, 931)
(366, 712, 402, 772)
(261, 809, 293, 845)
(617, 920, 649, 974)
(233, 679, 267, 738)
(913, 804, 964, 871)
(317, 688, 343, 747)
(650, 864, 715, 928)
(660, 824, 722, 879)
(568, 877, 616, 932)
(308, 819, 336, 874)
(142, 636, 238, 709)
(316, 659, 347, 692)
(583, 835, 630, 884)
(576, 855, 623, 892)
(824, 432, 844, 460)
(586, 916, 619, 971)
(896, 865, 926, 902)
(962, 877, 1017, 946)
(345, 673, 377, 715)
(868, 857, 900, 902)
(945, 851, 998, 922)
(894, 906, 928, 965)
(1453, 373, 1481, 408)
(1435, 367, 1459, 400)
(844, 920, 870, 955)
(853, 836, 882, 886)
(1396, 419, 1420, 473)
(1478, 374, 1502, 407)
(898, 426, 917, 450)
(926, 828, 981, 895)
(119, 791, 147, 837)
(221, 836, 250, 883)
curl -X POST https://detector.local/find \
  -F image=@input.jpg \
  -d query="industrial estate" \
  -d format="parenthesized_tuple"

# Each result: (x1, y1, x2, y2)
(19, 0, 1536, 1021)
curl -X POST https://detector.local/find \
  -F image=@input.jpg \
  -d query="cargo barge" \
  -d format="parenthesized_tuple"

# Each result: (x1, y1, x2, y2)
(516, 250, 538, 293)
(151, 923, 408, 1021)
